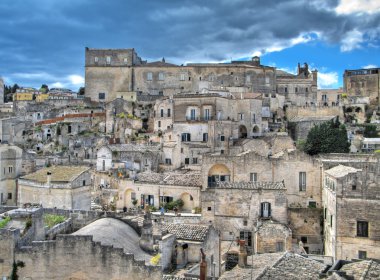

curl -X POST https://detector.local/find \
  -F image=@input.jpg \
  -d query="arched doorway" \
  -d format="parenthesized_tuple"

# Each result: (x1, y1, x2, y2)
(208, 164, 231, 187)
(252, 125, 260, 135)
(239, 125, 247, 138)
(124, 189, 135, 208)
(180, 193, 194, 212)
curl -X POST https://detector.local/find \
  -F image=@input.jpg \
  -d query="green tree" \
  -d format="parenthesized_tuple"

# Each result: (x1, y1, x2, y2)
(78, 87, 85, 95)
(304, 119, 350, 155)
(39, 84, 49, 93)
(363, 124, 378, 138)
(11, 83, 19, 93)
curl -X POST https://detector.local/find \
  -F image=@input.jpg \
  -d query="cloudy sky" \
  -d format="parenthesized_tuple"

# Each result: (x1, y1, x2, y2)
(1, 0, 379, 90)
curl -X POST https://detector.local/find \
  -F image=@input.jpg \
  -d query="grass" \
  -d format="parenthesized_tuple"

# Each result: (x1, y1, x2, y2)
(0, 216, 11, 229)
(43, 214, 66, 228)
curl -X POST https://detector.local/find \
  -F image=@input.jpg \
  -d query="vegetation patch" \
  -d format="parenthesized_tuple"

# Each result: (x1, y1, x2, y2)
(0, 216, 11, 229)
(43, 214, 66, 229)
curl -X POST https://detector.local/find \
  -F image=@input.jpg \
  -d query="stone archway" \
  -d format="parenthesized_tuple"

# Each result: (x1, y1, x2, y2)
(180, 192, 194, 212)
(208, 164, 231, 187)
(252, 125, 260, 135)
(239, 125, 247, 138)
(124, 189, 135, 208)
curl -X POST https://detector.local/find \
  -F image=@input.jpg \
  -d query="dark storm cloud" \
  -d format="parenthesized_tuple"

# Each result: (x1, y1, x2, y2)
(0, 0, 379, 89)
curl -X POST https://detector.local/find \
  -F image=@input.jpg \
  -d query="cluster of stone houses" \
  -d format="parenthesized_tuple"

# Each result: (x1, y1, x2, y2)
(0, 48, 380, 279)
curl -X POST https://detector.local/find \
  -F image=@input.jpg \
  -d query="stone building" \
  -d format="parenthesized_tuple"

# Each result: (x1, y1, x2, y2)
(18, 165, 92, 210)
(96, 144, 161, 175)
(317, 88, 343, 107)
(156, 93, 265, 169)
(276, 63, 318, 106)
(85, 48, 317, 107)
(0, 144, 23, 205)
(201, 180, 291, 254)
(322, 156, 380, 261)
(344, 67, 380, 106)
(116, 170, 201, 211)
(201, 149, 323, 253)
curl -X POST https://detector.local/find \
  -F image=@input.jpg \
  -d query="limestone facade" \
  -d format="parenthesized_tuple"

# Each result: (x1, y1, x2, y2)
(322, 155, 380, 261)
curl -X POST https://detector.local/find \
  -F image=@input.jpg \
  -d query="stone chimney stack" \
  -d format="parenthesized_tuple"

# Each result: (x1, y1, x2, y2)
(238, 239, 247, 268)
(47, 171, 52, 186)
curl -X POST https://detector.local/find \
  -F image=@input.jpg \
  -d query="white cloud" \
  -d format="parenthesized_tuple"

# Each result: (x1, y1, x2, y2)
(340, 29, 363, 52)
(50, 82, 64, 88)
(336, 0, 380, 15)
(318, 72, 339, 88)
(68, 75, 84, 85)
(362, 64, 378, 69)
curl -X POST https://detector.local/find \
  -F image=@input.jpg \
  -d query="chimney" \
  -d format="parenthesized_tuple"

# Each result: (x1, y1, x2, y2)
(238, 240, 247, 268)
(47, 171, 51, 186)
(200, 248, 207, 280)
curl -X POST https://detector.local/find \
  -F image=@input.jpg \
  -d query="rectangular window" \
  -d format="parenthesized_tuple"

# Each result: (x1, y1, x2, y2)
(252, 113, 256, 123)
(94, 56, 99, 63)
(106, 56, 111, 64)
(250, 173, 257, 182)
(190, 109, 196, 120)
(192, 158, 198, 164)
(330, 215, 333, 227)
(204, 109, 210, 120)
(238, 113, 244, 120)
(158, 121, 161, 128)
(160, 109, 164, 117)
(358, 251, 367, 259)
(82, 180, 86, 186)
(165, 158, 171, 165)
(357, 221, 369, 237)
(8, 193, 12, 200)
(98, 92, 105, 100)
(181, 133, 191, 142)
(185, 158, 190, 165)
(276, 242, 284, 252)
(180, 73, 185, 81)
(324, 208, 327, 219)
(167, 109, 171, 117)
(306, 87, 309, 92)
(285, 87, 288, 93)
(295, 87, 298, 93)
(158, 72, 165, 81)
(220, 135, 225, 142)
(147, 72, 153, 81)
(123, 58, 128, 64)
(299, 172, 306, 191)
(203, 133, 208, 142)
(240, 231, 252, 248)
(8, 166, 13, 173)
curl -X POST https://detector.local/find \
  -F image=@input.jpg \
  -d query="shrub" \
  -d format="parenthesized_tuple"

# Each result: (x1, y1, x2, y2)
(0, 216, 11, 229)
(43, 214, 65, 229)
(150, 254, 161, 265)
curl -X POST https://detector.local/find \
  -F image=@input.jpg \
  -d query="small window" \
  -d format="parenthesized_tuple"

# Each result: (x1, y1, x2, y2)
(147, 72, 153, 81)
(301, 237, 308, 244)
(8, 193, 12, 200)
(192, 158, 198, 164)
(324, 207, 327, 219)
(352, 185, 356, 190)
(167, 109, 171, 117)
(299, 172, 306, 191)
(221, 150, 224, 154)
(308, 201, 316, 208)
(276, 242, 284, 252)
(98, 92, 105, 100)
(165, 158, 171, 165)
(185, 158, 190, 165)
(220, 135, 225, 141)
(295, 87, 298, 93)
(285, 87, 288, 93)
(330, 215, 333, 227)
(306, 87, 309, 93)
(250, 173, 257, 182)
(94, 56, 99, 63)
(160, 109, 164, 117)
(180, 73, 185, 81)
(123, 58, 128, 64)
(82, 180, 86, 186)
(106, 56, 111, 64)
(260, 202, 271, 218)
(238, 113, 244, 120)
(243, 220, 248, 226)
(203, 133, 208, 142)
(158, 72, 165, 81)
(158, 121, 161, 128)
(181, 133, 191, 142)
(358, 251, 367, 259)
(8, 166, 13, 173)
(357, 221, 368, 237)
(181, 148, 184, 153)
(207, 206, 212, 211)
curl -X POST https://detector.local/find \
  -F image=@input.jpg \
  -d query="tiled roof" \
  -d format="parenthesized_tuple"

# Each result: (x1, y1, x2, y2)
(338, 260, 380, 280)
(163, 224, 210, 242)
(107, 144, 160, 153)
(289, 116, 336, 122)
(136, 171, 202, 187)
(217, 181, 285, 190)
(257, 253, 327, 280)
(325, 164, 361, 178)
(21, 166, 90, 183)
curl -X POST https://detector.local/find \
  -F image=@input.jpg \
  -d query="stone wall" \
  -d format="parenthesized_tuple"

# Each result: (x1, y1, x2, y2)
(15, 235, 161, 280)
